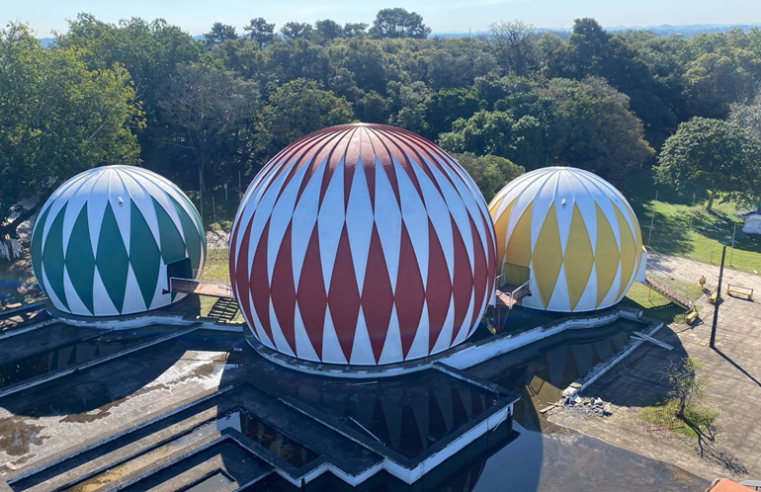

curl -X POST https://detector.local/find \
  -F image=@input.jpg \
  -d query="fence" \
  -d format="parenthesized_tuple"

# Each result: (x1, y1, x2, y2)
(644, 271, 697, 309)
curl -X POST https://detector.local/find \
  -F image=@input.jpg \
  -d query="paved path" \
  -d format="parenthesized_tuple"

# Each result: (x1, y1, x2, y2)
(649, 251, 761, 294)
(551, 292, 761, 482)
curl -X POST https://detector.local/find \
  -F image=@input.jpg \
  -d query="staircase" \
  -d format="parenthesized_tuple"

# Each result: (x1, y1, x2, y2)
(207, 298, 239, 321)
(645, 274, 693, 310)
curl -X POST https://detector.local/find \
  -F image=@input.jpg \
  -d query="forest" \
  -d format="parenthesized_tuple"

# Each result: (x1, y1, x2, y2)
(3, 8, 761, 236)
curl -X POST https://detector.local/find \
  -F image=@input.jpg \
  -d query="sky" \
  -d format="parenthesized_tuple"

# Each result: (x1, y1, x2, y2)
(3, 0, 761, 38)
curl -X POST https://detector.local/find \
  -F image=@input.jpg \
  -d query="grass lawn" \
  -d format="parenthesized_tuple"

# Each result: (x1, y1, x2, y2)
(638, 400, 718, 439)
(623, 171, 761, 274)
(197, 248, 237, 318)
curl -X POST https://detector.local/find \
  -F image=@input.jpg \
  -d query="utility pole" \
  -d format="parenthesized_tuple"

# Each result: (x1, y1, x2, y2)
(710, 245, 727, 349)
(648, 190, 658, 246)
(730, 222, 737, 266)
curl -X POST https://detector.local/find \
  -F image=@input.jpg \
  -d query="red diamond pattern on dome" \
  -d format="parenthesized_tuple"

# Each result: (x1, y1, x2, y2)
(296, 228, 327, 360)
(327, 226, 362, 362)
(426, 220, 453, 354)
(270, 223, 296, 353)
(250, 220, 274, 346)
(395, 223, 426, 360)
(362, 226, 394, 363)
(451, 216, 473, 345)
(230, 124, 496, 366)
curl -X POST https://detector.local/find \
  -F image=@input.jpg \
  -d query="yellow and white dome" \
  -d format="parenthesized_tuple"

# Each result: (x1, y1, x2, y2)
(489, 167, 646, 312)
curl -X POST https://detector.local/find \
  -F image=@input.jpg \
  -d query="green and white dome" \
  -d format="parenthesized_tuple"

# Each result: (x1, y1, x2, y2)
(31, 165, 206, 317)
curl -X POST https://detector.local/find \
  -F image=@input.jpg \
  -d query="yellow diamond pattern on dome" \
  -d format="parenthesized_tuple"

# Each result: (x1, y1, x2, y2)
(504, 203, 532, 286)
(595, 203, 620, 308)
(622, 201, 643, 278)
(492, 197, 514, 278)
(615, 205, 636, 301)
(564, 204, 595, 311)
(532, 203, 562, 308)
(488, 167, 648, 313)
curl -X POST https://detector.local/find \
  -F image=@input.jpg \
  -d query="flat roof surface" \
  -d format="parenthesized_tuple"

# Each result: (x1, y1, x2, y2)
(0, 322, 518, 491)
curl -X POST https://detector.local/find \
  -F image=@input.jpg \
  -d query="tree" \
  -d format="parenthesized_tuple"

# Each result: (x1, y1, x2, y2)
(451, 153, 525, 201)
(664, 357, 707, 419)
(425, 88, 480, 140)
(204, 22, 238, 46)
(157, 64, 258, 193)
(439, 110, 519, 158)
(487, 20, 537, 76)
(0, 23, 142, 235)
(685, 48, 761, 119)
(547, 77, 655, 182)
(565, 18, 611, 77)
(344, 23, 368, 38)
(313, 19, 343, 43)
(730, 92, 761, 142)
(387, 81, 432, 134)
(654, 117, 761, 211)
(255, 78, 353, 164)
(57, 15, 203, 176)
(244, 17, 276, 47)
(280, 22, 312, 39)
(369, 8, 431, 39)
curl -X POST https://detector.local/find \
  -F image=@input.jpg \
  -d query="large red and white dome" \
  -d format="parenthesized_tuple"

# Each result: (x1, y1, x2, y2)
(229, 123, 496, 366)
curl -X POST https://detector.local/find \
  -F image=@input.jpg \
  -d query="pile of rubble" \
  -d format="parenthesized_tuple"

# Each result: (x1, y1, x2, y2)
(562, 395, 613, 417)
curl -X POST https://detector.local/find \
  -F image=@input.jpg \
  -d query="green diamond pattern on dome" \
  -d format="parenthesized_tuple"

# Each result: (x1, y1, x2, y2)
(30, 204, 51, 286)
(168, 194, 202, 275)
(65, 204, 96, 314)
(95, 202, 129, 313)
(31, 166, 206, 317)
(176, 191, 205, 256)
(42, 204, 69, 311)
(129, 199, 161, 309)
(153, 197, 187, 264)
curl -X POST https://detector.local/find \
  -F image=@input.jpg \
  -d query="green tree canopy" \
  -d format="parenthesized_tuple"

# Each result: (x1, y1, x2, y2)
(451, 153, 525, 201)
(654, 117, 761, 211)
(244, 17, 276, 47)
(487, 20, 537, 76)
(204, 22, 238, 46)
(369, 8, 431, 39)
(546, 77, 655, 182)
(156, 64, 258, 193)
(255, 79, 354, 166)
(344, 23, 368, 38)
(280, 22, 313, 40)
(0, 23, 142, 235)
(313, 19, 344, 44)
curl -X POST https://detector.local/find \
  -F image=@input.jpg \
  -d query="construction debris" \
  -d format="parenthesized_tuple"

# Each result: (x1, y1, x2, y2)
(631, 332, 674, 351)
(555, 395, 614, 418)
